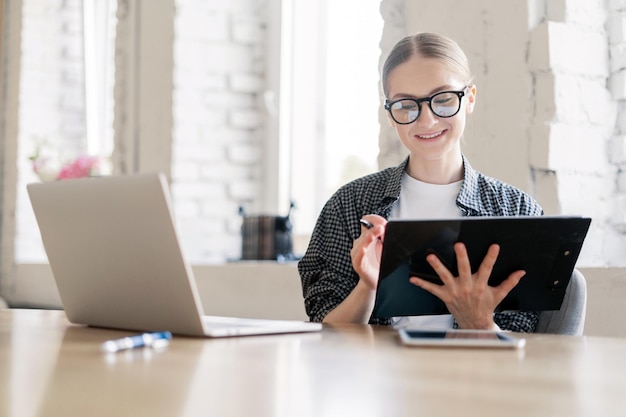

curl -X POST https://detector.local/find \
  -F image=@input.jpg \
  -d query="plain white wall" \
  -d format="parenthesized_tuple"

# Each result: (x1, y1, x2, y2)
(405, 1, 534, 193)
(377, 0, 534, 191)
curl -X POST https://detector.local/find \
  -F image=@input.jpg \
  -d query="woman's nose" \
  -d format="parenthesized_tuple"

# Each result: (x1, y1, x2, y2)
(414, 102, 438, 127)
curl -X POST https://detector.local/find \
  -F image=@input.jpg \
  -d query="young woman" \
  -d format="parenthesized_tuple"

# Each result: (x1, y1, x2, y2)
(298, 33, 542, 332)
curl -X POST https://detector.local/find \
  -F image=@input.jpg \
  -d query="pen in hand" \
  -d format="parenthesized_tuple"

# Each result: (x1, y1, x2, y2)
(101, 331, 172, 353)
(359, 218, 374, 229)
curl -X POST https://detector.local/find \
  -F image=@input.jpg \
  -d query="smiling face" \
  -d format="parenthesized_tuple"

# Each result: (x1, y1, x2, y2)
(385, 54, 476, 182)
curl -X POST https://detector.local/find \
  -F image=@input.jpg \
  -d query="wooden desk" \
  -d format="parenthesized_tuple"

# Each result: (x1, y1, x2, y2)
(1, 309, 624, 417)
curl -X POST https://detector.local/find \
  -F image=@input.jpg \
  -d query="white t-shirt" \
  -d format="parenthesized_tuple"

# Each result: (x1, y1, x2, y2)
(390, 172, 464, 220)
(389, 172, 463, 330)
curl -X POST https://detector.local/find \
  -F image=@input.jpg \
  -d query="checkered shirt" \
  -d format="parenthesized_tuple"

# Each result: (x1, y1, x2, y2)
(298, 156, 544, 332)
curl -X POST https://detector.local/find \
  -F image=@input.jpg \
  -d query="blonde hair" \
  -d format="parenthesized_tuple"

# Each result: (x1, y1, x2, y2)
(382, 33, 473, 97)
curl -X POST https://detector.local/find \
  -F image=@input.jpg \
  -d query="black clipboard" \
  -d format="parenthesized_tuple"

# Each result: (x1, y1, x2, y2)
(372, 216, 591, 318)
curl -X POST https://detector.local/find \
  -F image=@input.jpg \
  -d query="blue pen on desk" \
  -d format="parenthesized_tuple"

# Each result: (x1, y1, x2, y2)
(101, 331, 172, 353)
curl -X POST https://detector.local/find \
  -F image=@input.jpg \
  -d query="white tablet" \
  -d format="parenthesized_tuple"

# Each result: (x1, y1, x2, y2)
(398, 329, 526, 349)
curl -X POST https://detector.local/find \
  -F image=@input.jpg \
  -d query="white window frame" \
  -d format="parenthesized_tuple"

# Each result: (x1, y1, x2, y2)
(83, 0, 116, 158)
(277, 0, 328, 237)
(271, 0, 382, 244)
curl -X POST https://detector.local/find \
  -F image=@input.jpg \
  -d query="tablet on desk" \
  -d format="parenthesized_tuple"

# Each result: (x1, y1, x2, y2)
(398, 329, 526, 349)
(372, 216, 591, 318)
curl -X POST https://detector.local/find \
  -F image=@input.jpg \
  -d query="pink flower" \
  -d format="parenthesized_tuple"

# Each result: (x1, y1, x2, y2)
(57, 155, 100, 180)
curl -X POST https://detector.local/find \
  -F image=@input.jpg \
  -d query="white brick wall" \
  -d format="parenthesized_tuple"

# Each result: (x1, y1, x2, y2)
(172, 0, 268, 263)
(377, 0, 411, 169)
(527, 1, 620, 266)
(547, 24, 607, 75)
(15, 0, 87, 262)
(611, 69, 626, 99)
(608, 1, 626, 242)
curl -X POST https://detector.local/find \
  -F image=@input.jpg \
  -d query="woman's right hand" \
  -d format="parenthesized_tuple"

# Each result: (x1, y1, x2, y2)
(322, 214, 387, 324)
(350, 214, 387, 290)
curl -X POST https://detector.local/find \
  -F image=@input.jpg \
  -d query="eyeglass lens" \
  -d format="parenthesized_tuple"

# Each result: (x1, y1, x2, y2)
(389, 91, 462, 124)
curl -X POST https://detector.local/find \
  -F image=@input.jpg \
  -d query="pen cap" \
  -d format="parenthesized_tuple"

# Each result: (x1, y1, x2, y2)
(145, 331, 172, 348)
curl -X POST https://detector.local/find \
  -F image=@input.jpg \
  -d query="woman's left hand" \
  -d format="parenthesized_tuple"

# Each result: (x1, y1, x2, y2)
(408, 242, 526, 330)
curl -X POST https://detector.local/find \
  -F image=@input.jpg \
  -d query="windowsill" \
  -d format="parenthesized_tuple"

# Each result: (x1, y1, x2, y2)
(5, 264, 626, 336)
(5, 262, 307, 320)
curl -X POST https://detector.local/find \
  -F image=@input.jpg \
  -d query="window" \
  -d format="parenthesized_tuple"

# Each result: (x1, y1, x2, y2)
(83, 0, 117, 157)
(15, 0, 117, 263)
(11, 0, 383, 265)
(279, 0, 383, 246)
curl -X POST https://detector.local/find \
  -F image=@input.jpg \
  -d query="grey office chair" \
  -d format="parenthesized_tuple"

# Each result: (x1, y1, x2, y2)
(535, 269, 587, 335)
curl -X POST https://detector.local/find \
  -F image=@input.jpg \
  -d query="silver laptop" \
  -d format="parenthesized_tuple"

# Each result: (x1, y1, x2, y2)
(27, 173, 321, 337)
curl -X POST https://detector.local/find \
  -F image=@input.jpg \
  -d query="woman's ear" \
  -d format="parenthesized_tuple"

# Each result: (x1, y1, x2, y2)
(466, 84, 477, 114)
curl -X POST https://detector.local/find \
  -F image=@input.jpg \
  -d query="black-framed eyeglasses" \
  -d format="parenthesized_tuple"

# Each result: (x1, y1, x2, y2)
(384, 87, 469, 124)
